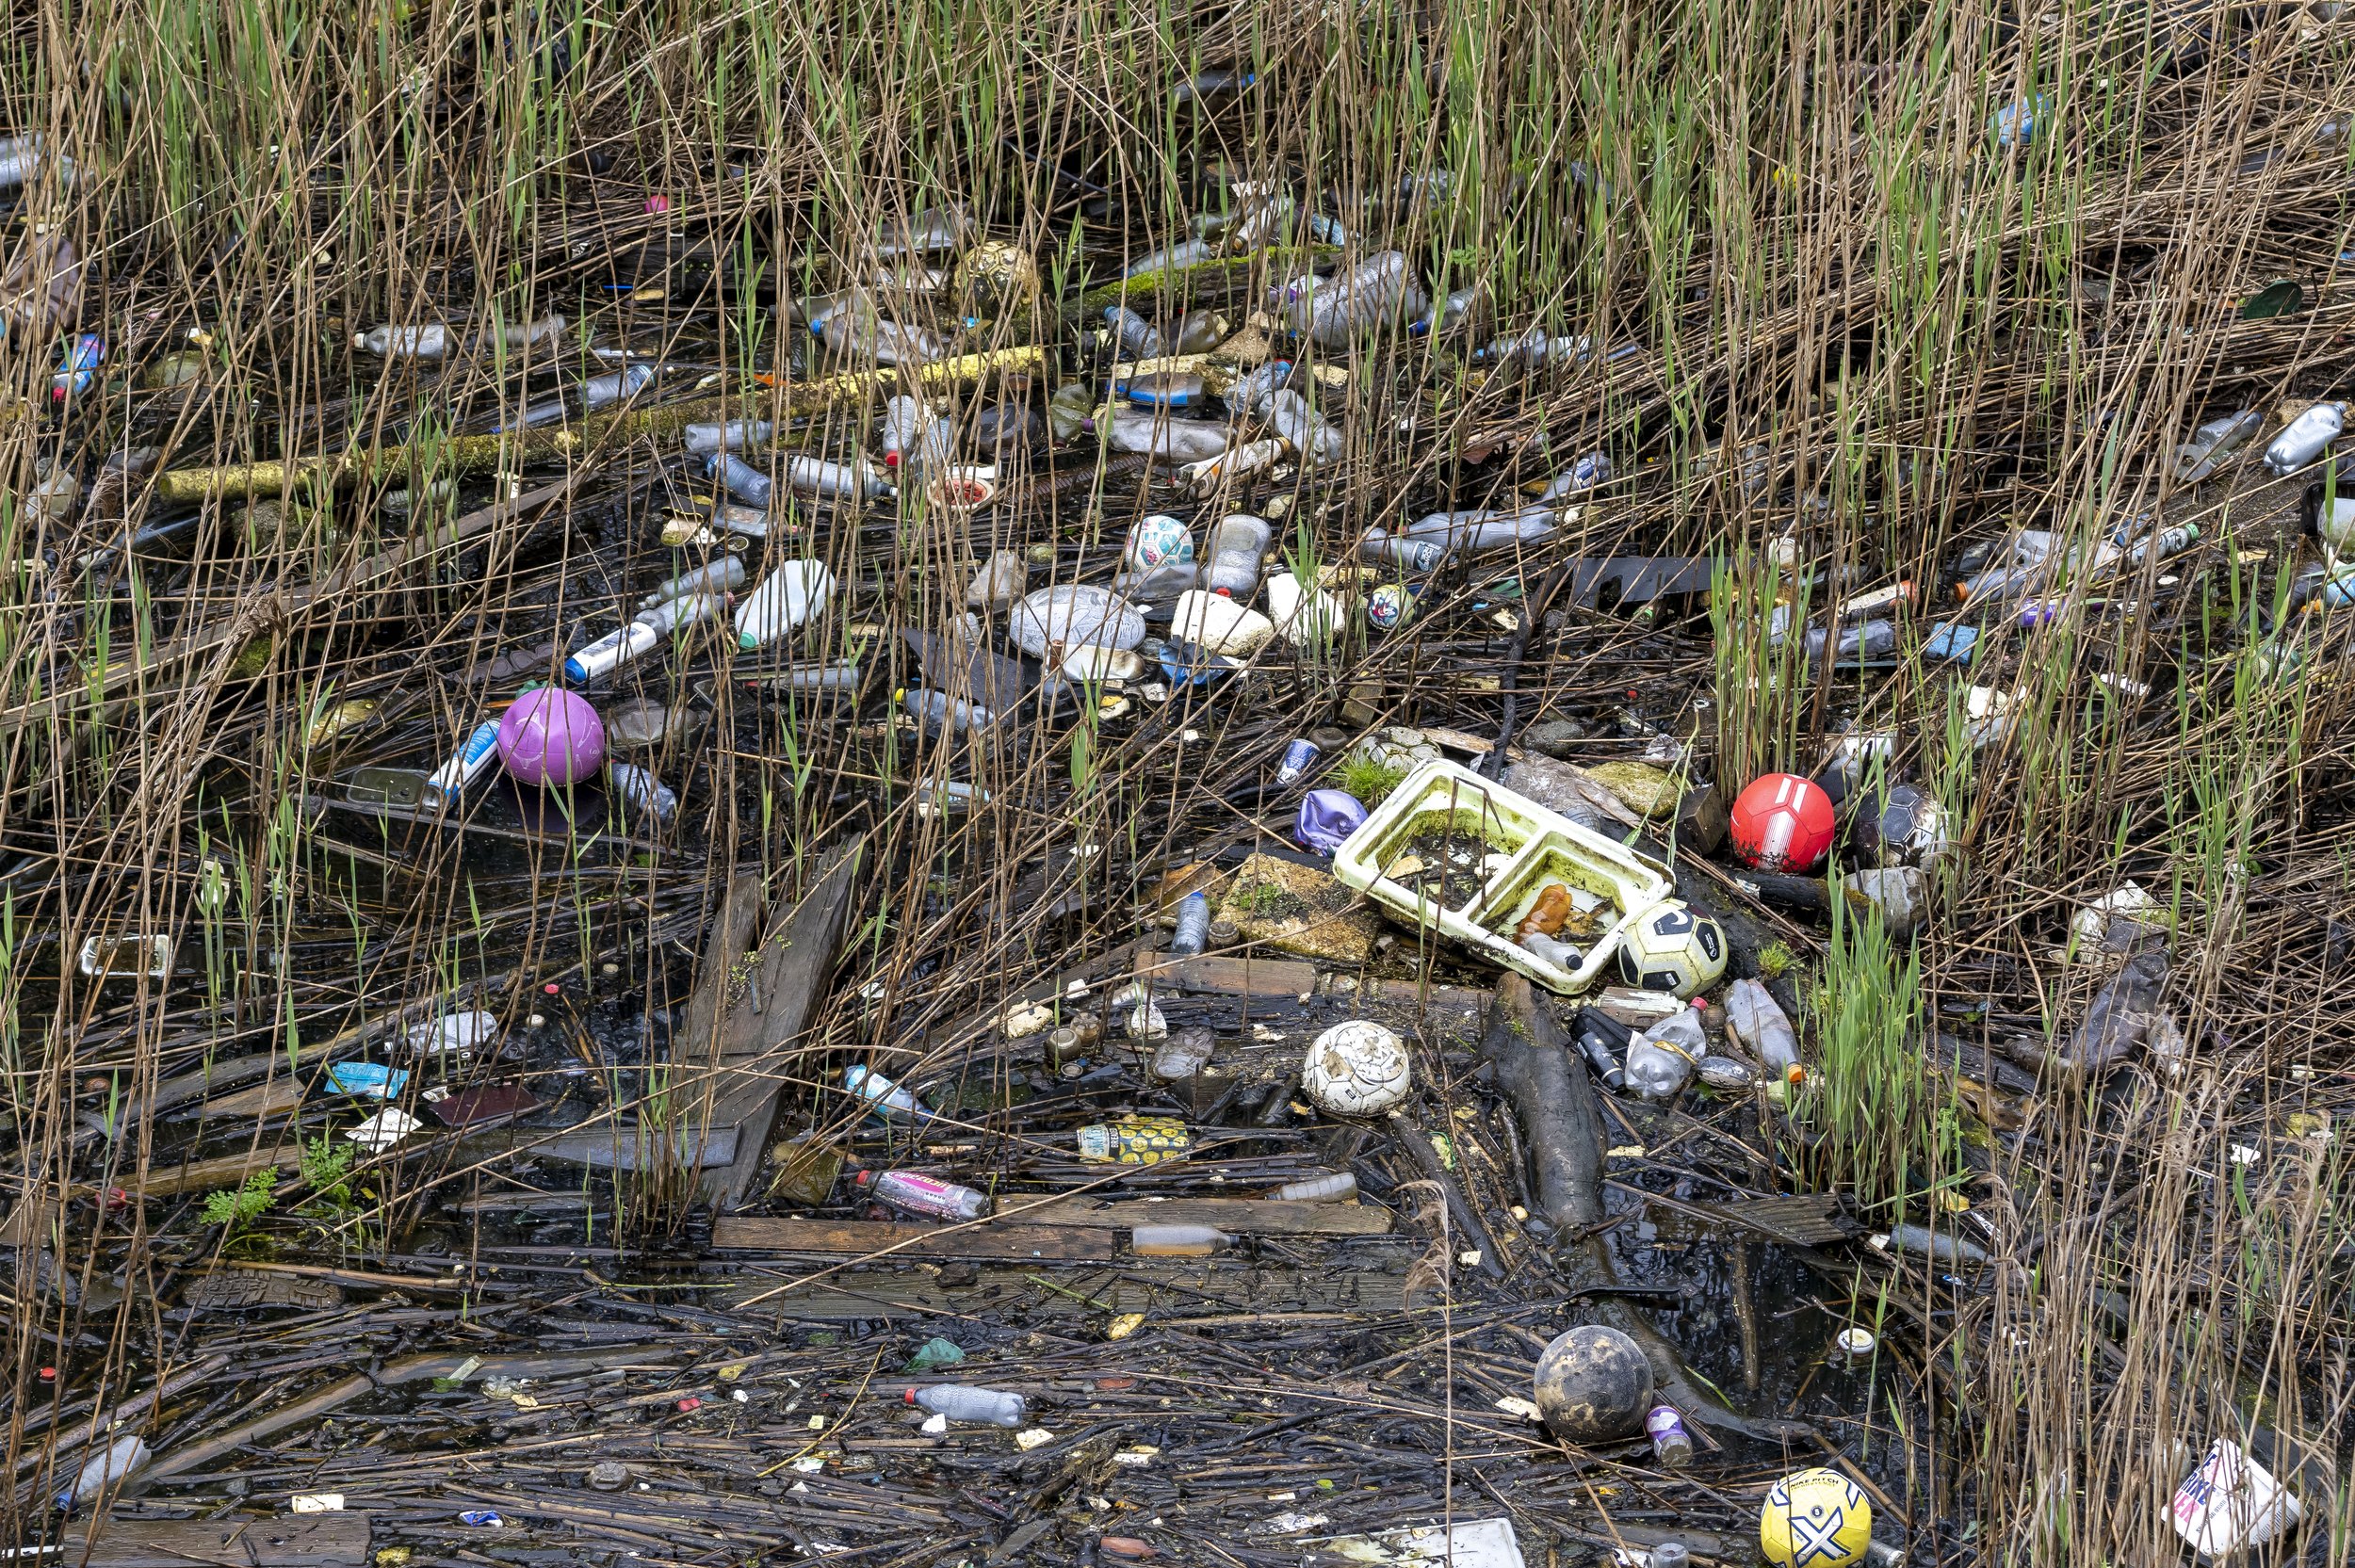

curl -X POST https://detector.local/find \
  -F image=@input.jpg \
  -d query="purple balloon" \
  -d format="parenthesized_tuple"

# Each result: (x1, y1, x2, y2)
(1296, 789, 1368, 854)
(496, 688, 606, 786)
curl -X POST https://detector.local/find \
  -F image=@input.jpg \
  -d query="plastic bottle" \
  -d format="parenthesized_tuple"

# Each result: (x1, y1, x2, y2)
(1803, 619, 1898, 665)
(708, 453, 776, 508)
(1171, 310, 1228, 354)
(1359, 507, 1556, 569)
(2061, 947, 2168, 1073)
(1724, 978, 1800, 1078)
(1521, 932, 1583, 970)
(354, 324, 451, 359)
(906, 1385, 1027, 1428)
(2265, 402, 2347, 475)
(1132, 1223, 1232, 1256)
(736, 563, 836, 652)
(846, 1065, 929, 1121)
(1646, 1404, 1694, 1468)
(422, 712, 510, 809)
(1410, 282, 1489, 337)
(1537, 451, 1612, 499)
(608, 762, 678, 822)
(2121, 521, 2200, 570)
(1203, 514, 1274, 597)
(1103, 305, 1163, 359)
(1047, 383, 1097, 442)
(1169, 890, 1211, 956)
(2176, 409, 2261, 482)
(1264, 389, 1342, 464)
(684, 419, 773, 456)
(820, 293, 943, 365)
(881, 394, 931, 468)
(641, 558, 746, 609)
(1286, 251, 1428, 348)
(57, 1435, 149, 1511)
(901, 687, 997, 736)
(1124, 238, 1213, 277)
(858, 1170, 992, 1221)
(1109, 409, 1230, 463)
(565, 593, 724, 684)
(1178, 438, 1286, 496)
(1518, 884, 1571, 938)
(1624, 1007, 1705, 1101)
(1274, 1171, 1358, 1203)
(1475, 330, 1593, 367)
(1229, 360, 1299, 415)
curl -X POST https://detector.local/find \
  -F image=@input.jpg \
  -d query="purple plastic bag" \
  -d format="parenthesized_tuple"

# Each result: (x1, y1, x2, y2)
(1295, 789, 1368, 854)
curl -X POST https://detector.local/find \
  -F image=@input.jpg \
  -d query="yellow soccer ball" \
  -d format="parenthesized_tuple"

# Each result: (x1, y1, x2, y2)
(1760, 1467, 1872, 1568)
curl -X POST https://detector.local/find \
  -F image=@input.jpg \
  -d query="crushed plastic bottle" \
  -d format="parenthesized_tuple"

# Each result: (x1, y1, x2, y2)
(1624, 1005, 1705, 1101)
(354, 323, 452, 359)
(683, 419, 774, 456)
(608, 762, 678, 822)
(1284, 251, 1428, 348)
(1109, 409, 1230, 463)
(2176, 409, 2262, 483)
(905, 1385, 1027, 1428)
(1103, 305, 1163, 359)
(1264, 389, 1342, 465)
(2265, 401, 2346, 475)
(2060, 947, 2168, 1073)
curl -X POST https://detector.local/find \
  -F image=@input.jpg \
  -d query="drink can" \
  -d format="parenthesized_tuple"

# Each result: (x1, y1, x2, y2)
(1275, 737, 1321, 785)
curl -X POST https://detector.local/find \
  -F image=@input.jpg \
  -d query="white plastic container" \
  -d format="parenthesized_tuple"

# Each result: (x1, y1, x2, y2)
(736, 562, 835, 652)
(1331, 758, 1673, 994)
(2170, 1439, 2300, 1557)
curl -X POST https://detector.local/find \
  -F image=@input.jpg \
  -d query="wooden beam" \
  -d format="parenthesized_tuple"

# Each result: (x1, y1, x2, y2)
(708, 1218, 1114, 1260)
(57, 1512, 370, 1566)
(997, 1196, 1391, 1237)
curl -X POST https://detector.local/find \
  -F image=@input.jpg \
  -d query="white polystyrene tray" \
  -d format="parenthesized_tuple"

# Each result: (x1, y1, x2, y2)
(1331, 757, 1673, 994)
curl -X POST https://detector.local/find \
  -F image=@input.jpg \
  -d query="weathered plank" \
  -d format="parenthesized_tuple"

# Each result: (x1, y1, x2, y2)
(1134, 952, 1321, 999)
(721, 1258, 1410, 1319)
(999, 1196, 1391, 1237)
(709, 1218, 1115, 1260)
(695, 836, 867, 1208)
(57, 1513, 370, 1567)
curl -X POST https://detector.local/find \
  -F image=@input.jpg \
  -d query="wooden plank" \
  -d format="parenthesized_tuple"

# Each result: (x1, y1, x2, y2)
(697, 836, 866, 1209)
(195, 1076, 304, 1120)
(1001, 1196, 1391, 1237)
(58, 1513, 370, 1567)
(721, 1258, 1409, 1320)
(1135, 952, 1320, 999)
(708, 1218, 1114, 1260)
(129, 1143, 304, 1198)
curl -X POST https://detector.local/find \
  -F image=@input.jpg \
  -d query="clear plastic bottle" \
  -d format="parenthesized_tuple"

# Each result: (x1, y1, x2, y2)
(1263, 389, 1342, 465)
(1286, 251, 1428, 348)
(846, 1065, 929, 1120)
(2061, 947, 2168, 1073)
(57, 1435, 149, 1511)
(354, 324, 450, 359)
(683, 419, 773, 456)
(820, 291, 943, 365)
(1132, 1223, 1232, 1256)
(1229, 360, 1298, 415)
(1646, 1404, 1694, 1468)
(858, 1170, 992, 1221)
(1724, 978, 1799, 1078)
(1169, 890, 1211, 956)
(1103, 305, 1163, 359)
(1624, 1008, 1705, 1101)
(2176, 409, 2261, 482)
(640, 558, 746, 609)
(2265, 402, 2346, 476)
(1274, 1171, 1358, 1204)
(708, 453, 775, 508)
(607, 762, 678, 823)
(1108, 409, 1230, 463)
(881, 394, 930, 469)
(1203, 514, 1274, 597)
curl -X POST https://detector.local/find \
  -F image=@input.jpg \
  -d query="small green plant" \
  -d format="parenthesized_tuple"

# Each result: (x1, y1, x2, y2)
(1331, 752, 1407, 805)
(1756, 941, 1797, 979)
(298, 1136, 357, 1213)
(199, 1168, 278, 1234)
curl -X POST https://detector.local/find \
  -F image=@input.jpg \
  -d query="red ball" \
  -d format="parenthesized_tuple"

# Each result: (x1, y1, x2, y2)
(1730, 773, 1836, 872)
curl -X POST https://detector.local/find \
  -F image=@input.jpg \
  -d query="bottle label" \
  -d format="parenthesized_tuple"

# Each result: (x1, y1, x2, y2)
(1646, 1404, 1688, 1442)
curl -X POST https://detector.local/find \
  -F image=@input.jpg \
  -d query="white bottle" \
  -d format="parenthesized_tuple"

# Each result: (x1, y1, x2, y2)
(736, 563, 836, 651)
(353, 324, 450, 359)
(421, 714, 507, 809)
(2265, 401, 2346, 475)
(906, 1385, 1026, 1428)
(565, 593, 725, 684)
(1624, 1008, 1705, 1101)
(57, 1435, 149, 1511)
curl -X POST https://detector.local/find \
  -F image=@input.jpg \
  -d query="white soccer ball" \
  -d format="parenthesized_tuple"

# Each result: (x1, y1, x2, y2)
(1614, 899, 1730, 999)
(1301, 1021, 1412, 1116)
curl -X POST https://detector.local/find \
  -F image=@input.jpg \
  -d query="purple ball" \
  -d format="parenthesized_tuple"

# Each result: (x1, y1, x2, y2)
(496, 688, 606, 786)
